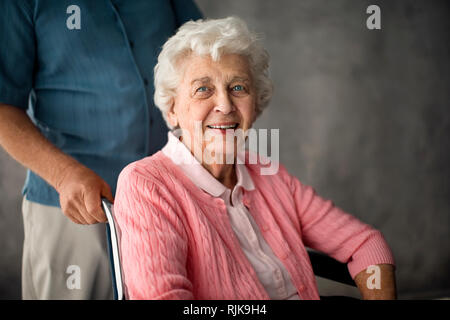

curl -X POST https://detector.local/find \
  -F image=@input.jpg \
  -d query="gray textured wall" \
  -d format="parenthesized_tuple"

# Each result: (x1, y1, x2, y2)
(0, 0, 449, 299)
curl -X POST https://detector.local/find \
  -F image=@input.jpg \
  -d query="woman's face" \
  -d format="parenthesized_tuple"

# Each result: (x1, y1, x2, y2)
(168, 53, 256, 163)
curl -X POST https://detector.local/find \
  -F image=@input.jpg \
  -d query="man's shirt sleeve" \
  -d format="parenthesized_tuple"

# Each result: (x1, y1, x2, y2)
(0, 0, 36, 110)
(170, 0, 203, 28)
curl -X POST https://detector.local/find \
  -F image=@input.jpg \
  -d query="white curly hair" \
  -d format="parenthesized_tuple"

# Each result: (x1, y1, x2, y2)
(153, 16, 273, 129)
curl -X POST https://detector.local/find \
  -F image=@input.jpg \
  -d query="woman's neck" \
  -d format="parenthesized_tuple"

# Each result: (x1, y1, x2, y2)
(203, 162, 237, 190)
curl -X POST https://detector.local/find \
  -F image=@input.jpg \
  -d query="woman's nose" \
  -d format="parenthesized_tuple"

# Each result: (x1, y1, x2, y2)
(213, 93, 235, 114)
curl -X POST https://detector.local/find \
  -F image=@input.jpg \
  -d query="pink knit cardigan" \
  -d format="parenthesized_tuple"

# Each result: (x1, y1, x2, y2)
(114, 151, 395, 300)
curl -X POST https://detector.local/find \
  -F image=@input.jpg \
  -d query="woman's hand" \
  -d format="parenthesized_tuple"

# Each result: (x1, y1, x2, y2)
(56, 163, 114, 224)
(354, 264, 397, 299)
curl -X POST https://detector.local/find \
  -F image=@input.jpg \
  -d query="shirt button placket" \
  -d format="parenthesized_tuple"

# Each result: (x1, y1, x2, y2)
(275, 269, 282, 280)
(249, 231, 258, 246)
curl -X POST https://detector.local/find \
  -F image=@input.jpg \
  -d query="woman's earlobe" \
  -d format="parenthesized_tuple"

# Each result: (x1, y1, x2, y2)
(168, 107, 178, 128)
(168, 115, 177, 128)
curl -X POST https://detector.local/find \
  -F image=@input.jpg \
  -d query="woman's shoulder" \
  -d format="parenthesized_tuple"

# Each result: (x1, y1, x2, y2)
(117, 151, 174, 186)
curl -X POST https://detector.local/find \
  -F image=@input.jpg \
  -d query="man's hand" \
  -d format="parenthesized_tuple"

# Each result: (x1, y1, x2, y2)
(55, 163, 114, 224)
(0, 103, 114, 225)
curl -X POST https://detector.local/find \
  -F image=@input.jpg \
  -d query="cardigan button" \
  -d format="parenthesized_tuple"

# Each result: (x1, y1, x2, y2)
(280, 251, 289, 260)
(262, 225, 270, 232)
(298, 285, 305, 292)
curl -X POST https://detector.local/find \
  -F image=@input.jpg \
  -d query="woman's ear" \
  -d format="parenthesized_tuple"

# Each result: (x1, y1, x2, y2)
(167, 100, 178, 128)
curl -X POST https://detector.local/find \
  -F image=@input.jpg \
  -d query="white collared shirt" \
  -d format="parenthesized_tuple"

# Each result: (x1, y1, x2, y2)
(162, 132, 300, 300)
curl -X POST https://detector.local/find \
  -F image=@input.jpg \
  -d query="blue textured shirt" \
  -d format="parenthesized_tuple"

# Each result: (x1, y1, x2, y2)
(0, 0, 202, 207)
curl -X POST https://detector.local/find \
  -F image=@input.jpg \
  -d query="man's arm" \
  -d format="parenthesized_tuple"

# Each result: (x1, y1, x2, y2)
(354, 264, 397, 300)
(0, 103, 113, 224)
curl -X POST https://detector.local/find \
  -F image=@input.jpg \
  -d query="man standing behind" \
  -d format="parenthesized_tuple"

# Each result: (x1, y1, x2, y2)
(0, 0, 202, 299)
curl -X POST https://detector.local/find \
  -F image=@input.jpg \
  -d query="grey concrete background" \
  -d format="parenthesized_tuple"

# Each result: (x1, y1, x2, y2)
(0, 0, 449, 299)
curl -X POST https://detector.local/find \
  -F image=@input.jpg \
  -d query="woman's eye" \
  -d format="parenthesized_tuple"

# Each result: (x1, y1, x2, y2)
(196, 86, 209, 92)
(232, 85, 244, 91)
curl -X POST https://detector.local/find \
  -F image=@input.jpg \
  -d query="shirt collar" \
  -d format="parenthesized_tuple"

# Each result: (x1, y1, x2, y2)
(162, 131, 254, 198)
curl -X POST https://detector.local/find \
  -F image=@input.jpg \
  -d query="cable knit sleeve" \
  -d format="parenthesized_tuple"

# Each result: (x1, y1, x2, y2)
(283, 166, 396, 279)
(114, 163, 193, 299)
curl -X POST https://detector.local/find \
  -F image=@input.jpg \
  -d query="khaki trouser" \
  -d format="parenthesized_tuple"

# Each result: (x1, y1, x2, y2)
(21, 197, 113, 300)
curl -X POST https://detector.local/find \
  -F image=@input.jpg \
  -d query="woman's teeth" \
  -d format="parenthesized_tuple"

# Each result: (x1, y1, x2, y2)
(207, 124, 238, 129)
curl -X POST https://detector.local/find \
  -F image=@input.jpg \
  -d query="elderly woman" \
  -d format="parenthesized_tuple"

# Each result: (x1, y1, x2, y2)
(114, 17, 396, 300)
